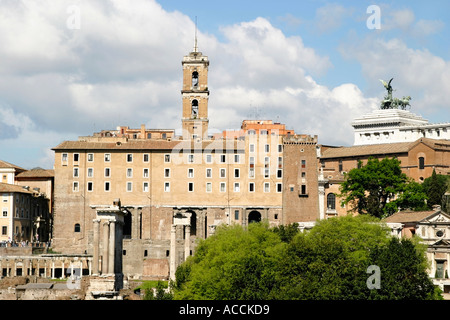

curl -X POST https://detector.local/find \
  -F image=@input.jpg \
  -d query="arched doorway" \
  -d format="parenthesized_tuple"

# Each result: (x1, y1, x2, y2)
(248, 210, 261, 224)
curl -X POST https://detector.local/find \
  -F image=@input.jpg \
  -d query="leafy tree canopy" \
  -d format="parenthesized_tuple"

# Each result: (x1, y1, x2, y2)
(339, 157, 428, 218)
(172, 217, 441, 300)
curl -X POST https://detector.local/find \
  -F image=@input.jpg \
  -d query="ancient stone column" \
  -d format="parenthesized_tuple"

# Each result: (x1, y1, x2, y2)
(108, 220, 116, 274)
(185, 225, 190, 261)
(92, 219, 100, 275)
(102, 220, 110, 274)
(170, 224, 176, 280)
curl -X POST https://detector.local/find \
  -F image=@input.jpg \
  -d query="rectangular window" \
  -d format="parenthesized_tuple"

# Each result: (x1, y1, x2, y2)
(419, 157, 425, 170)
(164, 154, 171, 163)
(278, 144, 283, 153)
(105, 168, 111, 177)
(127, 168, 133, 178)
(276, 183, 282, 193)
(188, 182, 194, 192)
(73, 168, 79, 177)
(127, 154, 133, 162)
(265, 144, 270, 153)
(73, 182, 79, 192)
(234, 154, 240, 163)
(206, 168, 212, 178)
(188, 154, 194, 163)
(301, 185, 307, 195)
(234, 168, 240, 178)
(264, 168, 270, 178)
(127, 182, 132, 192)
(164, 168, 170, 178)
(188, 168, 194, 178)
(87, 168, 94, 178)
(234, 210, 239, 220)
(164, 182, 170, 192)
(104, 153, 111, 162)
(206, 154, 212, 163)
(143, 168, 149, 178)
(105, 182, 110, 192)
(206, 182, 212, 193)
(338, 160, 342, 172)
(143, 154, 149, 162)
(301, 160, 306, 169)
(3, 209, 8, 217)
(87, 153, 94, 162)
(73, 153, 80, 163)
(87, 182, 93, 192)
(2, 226, 6, 236)
(249, 182, 255, 192)
(62, 153, 68, 163)
(277, 169, 282, 178)
(234, 182, 240, 192)
(220, 168, 226, 178)
(249, 144, 255, 153)
(264, 182, 270, 193)
(278, 157, 283, 168)
(220, 154, 226, 163)
(220, 182, 226, 193)
(143, 182, 149, 192)
(249, 167, 255, 178)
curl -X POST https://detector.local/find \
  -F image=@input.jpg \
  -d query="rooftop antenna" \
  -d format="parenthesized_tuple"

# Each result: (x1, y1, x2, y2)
(193, 16, 198, 53)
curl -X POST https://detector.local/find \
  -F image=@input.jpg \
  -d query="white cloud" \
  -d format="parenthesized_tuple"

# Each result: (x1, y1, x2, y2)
(314, 3, 353, 34)
(0, 0, 426, 169)
(340, 36, 450, 117)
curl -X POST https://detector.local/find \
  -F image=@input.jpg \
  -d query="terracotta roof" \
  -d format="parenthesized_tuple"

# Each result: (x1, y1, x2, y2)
(52, 139, 244, 151)
(383, 210, 435, 223)
(0, 160, 26, 172)
(16, 169, 54, 179)
(0, 183, 34, 194)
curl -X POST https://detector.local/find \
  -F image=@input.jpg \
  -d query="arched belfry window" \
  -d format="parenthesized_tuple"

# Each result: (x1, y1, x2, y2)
(327, 193, 336, 210)
(74, 223, 81, 233)
(192, 99, 199, 117)
(192, 71, 199, 88)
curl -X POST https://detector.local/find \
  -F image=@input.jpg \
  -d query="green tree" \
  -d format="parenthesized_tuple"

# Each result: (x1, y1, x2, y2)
(368, 237, 442, 300)
(339, 157, 427, 218)
(172, 222, 286, 300)
(422, 169, 449, 208)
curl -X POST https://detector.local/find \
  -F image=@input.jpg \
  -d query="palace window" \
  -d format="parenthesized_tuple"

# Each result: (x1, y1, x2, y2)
(327, 193, 336, 210)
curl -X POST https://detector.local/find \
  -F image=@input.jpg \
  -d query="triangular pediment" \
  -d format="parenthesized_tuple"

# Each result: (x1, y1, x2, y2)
(431, 239, 450, 247)
(420, 210, 450, 224)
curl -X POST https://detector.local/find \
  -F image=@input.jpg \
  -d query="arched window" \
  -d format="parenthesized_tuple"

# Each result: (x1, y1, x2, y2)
(192, 71, 199, 88)
(418, 157, 425, 170)
(74, 223, 81, 233)
(327, 193, 336, 210)
(191, 99, 198, 117)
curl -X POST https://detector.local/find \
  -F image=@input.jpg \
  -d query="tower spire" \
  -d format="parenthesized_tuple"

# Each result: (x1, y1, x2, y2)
(193, 16, 198, 53)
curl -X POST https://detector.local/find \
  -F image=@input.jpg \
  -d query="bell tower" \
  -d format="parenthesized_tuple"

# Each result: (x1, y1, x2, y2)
(181, 36, 210, 140)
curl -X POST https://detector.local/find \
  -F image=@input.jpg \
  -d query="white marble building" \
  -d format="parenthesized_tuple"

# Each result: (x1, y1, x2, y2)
(352, 109, 450, 146)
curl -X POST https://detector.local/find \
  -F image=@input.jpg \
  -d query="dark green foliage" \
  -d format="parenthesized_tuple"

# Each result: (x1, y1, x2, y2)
(422, 169, 450, 208)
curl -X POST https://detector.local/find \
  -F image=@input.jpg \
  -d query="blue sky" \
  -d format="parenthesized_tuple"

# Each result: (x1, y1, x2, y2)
(0, 0, 449, 169)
